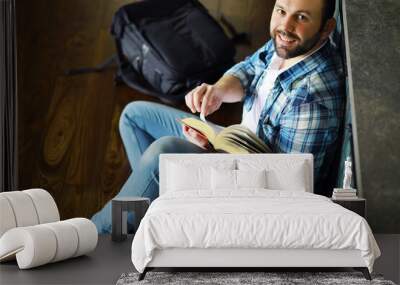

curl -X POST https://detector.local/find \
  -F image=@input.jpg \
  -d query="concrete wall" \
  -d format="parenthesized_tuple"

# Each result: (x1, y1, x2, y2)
(344, 0, 400, 233)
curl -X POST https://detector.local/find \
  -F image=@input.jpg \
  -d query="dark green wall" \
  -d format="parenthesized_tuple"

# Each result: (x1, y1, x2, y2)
(344, 0, 400, 233)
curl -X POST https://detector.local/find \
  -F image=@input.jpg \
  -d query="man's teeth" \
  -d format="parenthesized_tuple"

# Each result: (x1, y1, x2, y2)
(280, 34, 295, 42)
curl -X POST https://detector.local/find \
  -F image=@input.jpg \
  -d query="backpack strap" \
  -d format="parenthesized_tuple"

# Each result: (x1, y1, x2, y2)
(64, 55, 117, 76)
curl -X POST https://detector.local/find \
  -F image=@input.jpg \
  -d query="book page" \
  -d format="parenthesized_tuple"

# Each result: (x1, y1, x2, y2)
(180, 118, 222, 144)
(219, 134, 260, 153)
(226, 125, 271, 152)
(214, 124, 272, 153)
(213, 137, 252, 154)
(219, 132, 262, 153)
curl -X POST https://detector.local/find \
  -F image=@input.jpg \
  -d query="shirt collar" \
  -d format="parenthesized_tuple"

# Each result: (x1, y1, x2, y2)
(279, 41, 332, 91)
(261, 40, 333, 91)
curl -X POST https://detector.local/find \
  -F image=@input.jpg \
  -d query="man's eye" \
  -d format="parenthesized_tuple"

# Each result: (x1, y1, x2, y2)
(276, 8, 285, 15)
(297, 14, 308, 21)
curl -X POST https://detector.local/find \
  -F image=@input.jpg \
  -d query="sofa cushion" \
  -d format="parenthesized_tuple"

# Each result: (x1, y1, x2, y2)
(0, 189, 60, 238)
(0, 218, 97, 269)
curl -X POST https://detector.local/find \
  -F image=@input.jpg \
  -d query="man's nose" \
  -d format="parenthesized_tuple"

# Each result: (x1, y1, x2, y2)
(280, 16, 295, 32)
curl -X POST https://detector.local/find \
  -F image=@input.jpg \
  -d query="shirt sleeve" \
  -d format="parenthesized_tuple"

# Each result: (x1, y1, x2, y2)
(275, 102, 340, 181)
(224, 44, 268, 96)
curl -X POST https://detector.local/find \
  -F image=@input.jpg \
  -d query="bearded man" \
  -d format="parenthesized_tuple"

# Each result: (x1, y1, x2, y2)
(92, 0, 344, 234)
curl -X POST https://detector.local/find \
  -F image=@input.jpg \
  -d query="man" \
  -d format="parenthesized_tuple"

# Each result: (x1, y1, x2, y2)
(92, 0, 344, 234)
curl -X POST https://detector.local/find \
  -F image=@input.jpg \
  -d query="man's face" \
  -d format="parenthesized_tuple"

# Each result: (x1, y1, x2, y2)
(270, 0, 326, 59)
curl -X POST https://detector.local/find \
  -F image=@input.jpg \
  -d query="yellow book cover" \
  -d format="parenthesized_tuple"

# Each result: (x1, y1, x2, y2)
(180, 117, 272, 154)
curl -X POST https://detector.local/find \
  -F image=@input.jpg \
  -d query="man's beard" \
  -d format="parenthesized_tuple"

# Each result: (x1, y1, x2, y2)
(272, 29, 322, 59)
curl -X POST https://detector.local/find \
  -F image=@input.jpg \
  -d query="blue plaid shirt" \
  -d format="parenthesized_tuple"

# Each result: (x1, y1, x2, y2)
(225, 39, 345, 188)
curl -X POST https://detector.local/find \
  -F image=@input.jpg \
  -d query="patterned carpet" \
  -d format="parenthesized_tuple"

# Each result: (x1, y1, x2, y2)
(116, 271, 396, 285)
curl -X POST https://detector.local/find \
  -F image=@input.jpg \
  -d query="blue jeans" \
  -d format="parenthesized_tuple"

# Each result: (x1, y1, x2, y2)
(91, 101, 211, 234)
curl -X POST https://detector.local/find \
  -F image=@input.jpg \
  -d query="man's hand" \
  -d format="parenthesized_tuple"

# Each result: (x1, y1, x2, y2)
(182, 125, 210, 150)
(184, 75, 245, 117)
(185, 83, 223, 117)
(182, 75, 245, 148)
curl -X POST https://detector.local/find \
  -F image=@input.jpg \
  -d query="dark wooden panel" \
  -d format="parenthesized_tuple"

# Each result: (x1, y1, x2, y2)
(1, 0, 18, 192)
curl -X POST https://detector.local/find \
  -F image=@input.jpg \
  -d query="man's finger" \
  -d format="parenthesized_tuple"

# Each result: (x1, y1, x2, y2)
(193, 84, 207, 113)
(201, 86, 213, 117)
(188, 128, 208, 141)
(191, 88, 199, 113)
(185, 91, 196, 113)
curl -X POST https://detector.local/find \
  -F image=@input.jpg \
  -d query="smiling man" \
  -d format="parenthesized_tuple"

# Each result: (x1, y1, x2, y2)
(91, 0, 345, 234)
(272, 0, 335, 59)
(185, 0, 344, 190)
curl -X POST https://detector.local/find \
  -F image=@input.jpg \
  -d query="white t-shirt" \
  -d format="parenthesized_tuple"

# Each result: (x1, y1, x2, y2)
(241, 53, 285, 133)
(241, 43, 326, 134)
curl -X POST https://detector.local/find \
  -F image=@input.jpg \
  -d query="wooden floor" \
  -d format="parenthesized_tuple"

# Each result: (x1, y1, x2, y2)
(16, 0, 252, 220)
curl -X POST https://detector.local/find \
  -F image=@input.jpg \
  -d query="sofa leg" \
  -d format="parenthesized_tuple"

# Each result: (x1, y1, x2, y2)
(138, 268, 148, 281)
(354, 267, 371, 280)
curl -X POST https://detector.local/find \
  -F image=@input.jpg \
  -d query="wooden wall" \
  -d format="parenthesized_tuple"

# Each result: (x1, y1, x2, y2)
(16, 0, 275, 219)
(200, 0, 273, 60)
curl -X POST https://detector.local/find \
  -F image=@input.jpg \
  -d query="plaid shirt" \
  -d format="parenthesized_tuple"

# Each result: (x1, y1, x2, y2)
(225, 39, 345, 188)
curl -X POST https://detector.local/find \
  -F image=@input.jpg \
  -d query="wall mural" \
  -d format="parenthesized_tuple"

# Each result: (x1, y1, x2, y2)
(14, 0, 398, 233)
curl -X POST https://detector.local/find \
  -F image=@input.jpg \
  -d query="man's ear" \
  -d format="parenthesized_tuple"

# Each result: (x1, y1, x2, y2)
(321, 18, 336, 41)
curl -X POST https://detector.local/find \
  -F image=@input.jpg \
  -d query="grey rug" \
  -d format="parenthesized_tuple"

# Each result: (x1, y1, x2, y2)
(116, 272, 396, 285)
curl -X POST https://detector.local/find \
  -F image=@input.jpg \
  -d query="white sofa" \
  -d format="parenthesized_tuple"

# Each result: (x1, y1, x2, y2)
(131, 154, 380, 281)
(0, 189, 98, 269)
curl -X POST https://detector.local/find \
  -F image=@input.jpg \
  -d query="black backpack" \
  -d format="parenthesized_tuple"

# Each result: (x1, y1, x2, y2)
(111, 0, 236, 102)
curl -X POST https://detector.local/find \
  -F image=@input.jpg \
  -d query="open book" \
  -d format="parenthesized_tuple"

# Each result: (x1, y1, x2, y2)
(180, 117, 272, 154)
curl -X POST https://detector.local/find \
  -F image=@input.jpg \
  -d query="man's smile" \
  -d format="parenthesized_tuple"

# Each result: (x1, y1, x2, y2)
(277, 32, 298, 47)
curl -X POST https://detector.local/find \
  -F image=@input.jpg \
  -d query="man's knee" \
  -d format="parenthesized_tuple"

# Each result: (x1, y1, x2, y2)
(119, 101, 148, 132)
(143, 136, 183, 162)
(140, 137, 185, 168)
(141, 136, 205, 167)
(136, 137, 181, 189)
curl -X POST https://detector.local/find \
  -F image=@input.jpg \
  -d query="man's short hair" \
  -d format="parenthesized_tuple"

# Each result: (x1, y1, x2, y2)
(322, 0, 337, 25)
